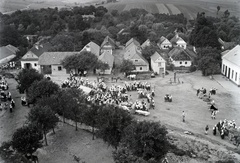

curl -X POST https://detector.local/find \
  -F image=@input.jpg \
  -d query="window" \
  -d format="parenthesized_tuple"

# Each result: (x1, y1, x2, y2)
(180, 62, 182, 64)
(135, 60, 138, 62)
(34, 63, 37, 66)
(58, 66, 62, 71)
(232, 70, 234, 79)
(235, 72, 238, 81)
(158, 63, 161, 67)
(140, 67, 142, 70)
(185, 62, 187, 64)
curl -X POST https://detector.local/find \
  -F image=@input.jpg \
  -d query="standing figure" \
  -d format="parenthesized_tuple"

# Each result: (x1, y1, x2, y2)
(205, 125, 209, 135)
(11, 99, 15, 108)
(213, 125, 217, 135)
(182, 111, 185, 122)
(9, 104, 13, 113)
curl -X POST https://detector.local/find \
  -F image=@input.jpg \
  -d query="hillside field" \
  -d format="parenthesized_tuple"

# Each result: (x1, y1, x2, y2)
(1, 0, 239, 19)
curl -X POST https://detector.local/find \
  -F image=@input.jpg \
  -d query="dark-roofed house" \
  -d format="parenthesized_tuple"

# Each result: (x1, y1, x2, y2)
(222, 45, 240, 86)
(151, 52, 166, 75)
(168, 47, 194, 69)
(170, 33, 187, 49)
(38, 52, 77, 76)
(97, 50, 114, 75)
(158, 36, 172, 49)
(0, 45, 19, 65)
(124, 38, 149, 72)
(80, 41, 100, 57)
(20, 42, 52, 71)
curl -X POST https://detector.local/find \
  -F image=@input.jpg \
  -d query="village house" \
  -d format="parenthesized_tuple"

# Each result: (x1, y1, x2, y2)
(0, 44, 19, 66)
(151, 51, 166, 76)
(100, 36, 117, 54)
(38, 52, 77, 76)
(20, 42, 52, 71)
(80, 41, 100, 57)
(141, 39, 151, 49)
(158, 36, 172, 49)
(222, 45, 240, 86)
(97, 50, 114, 75)
(168, 47, 195, 69)
(124, 38, 149, 72)
(170, 33, 187, 49)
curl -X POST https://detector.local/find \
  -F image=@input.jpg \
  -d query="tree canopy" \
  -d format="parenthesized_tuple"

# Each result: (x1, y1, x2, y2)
(118, 59, 135, 75)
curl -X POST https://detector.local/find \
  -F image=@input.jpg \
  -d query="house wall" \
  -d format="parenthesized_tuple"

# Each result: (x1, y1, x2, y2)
(135, 65, 149, 72)
(173, 60, 191, 67)
(96, 68, 112, 75)
(222, 59, 240, 86)
(160, 43, 172, 49)
(176, 43, 187, 49)
(151, 60, 166, 74)
(51, 65, 69, 76)
(21, 60, 39, 71)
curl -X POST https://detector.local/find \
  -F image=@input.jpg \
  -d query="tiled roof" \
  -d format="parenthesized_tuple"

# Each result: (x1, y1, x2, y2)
(124, 44, 148, 66)
(99, 50, 114, 68)
(28, 42, 52, 57)
(125, 38, 140, 48)
(168, 47, 192, 61)
(0, 46, 16, 60)
(222, 45, 240, 67)
(38, 52, 78, 65)
(151, 51, 165, 62)
(81, 41, 100, 56)
(101, 36, 116, 48)
(141, 39, 151, 49)
(5, 44, 19, 53)
(170, 34, 186, 45)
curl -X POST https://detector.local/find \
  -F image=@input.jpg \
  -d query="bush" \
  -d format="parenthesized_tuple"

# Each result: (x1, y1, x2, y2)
(189, 65, 197, 72)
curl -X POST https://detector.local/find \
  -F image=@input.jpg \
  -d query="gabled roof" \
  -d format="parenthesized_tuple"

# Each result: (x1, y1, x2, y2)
(218, 38, 235, 50)
(168, 47, 192, 61)
(38, 52, 78, 65)
(0, 46, 16, 60)
(125, 38, 140, 48)
(99, 50, 114, 68)
(5, 44, 19, 53)
(159, 36, 171, 44)
(141, 39, 151, 49)
(27, 42, 52, 57)
(124, 45, 148, 66)
(170, 34, 186, 45)
(81, 41, 100, 56)
(222, 45, 240, 68)
(151, 51, 166, 62)
(101, 36, 116, 49)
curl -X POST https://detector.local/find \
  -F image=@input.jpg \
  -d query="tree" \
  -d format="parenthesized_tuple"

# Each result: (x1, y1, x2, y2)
(16, 68, 43, 94)
(27, 105, 59, 146)
(62, 51, 99, 73)
(82, 104, 100, 140)
(118, 59, 135, 76)
(64, 88, 86, 131)
(27, 79, 60, 104)
(122, 121, 169, 161)
(97, 106, 133, 149)
(12, 125, 42, 155)
(96, 61, 110, 74)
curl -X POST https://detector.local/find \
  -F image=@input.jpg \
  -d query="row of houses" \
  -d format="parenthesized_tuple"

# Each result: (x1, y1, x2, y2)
(20, 34, 195, 77)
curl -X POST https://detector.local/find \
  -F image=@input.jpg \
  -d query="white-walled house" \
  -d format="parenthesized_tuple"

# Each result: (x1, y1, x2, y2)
(170, 33, 187, 49)
(20, 42, 52, 71)
(124, 38, 149, 72)
(158, 36, 172, 49)
(151, 52, 166, 75)
(168, 47, 193, 69)
(38, 52, 77, 76)
(222, 45, 240, 86)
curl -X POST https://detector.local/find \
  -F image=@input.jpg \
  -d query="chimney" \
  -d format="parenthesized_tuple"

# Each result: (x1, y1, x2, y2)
(35, 45, 39, 50)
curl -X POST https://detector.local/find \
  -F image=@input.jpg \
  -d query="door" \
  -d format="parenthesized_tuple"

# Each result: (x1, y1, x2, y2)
(24, 63, 31, 69)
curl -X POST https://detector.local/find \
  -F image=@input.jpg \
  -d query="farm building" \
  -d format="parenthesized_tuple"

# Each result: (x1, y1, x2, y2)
(124, 38, 149, 72)
(101, 36, 117, 54)
(0, 44, 19, 65)
(158, 36, 172, 49)
(151, 51, 166, 76)
(20, 42, 52, 71)
(141, 39, 151, 49)
(168, 47, 194, 69)
(80, 41, 100, 57)
(170, 33, 187, 49)
(222, 45, 240, 86)
(97, 49, 114, 75)
(38, 52, 77, 76)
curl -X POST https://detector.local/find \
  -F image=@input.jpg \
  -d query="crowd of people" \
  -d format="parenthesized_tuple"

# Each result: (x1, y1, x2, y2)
(61, 76, 155, 114)
(213, 119, 238, 140)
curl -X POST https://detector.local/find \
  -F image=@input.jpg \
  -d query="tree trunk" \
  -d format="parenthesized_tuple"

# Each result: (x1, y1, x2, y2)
(52, 127, 55, 134)
(75, 118, 78, 131)
(43, 130, 48, 146)
(63, 112, 65, 123)
(92, 122, 95, 140)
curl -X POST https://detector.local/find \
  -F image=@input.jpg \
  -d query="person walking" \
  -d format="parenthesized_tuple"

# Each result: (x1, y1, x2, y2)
(9, 104, 13, 113)
(205, 125, 209, 135)
(182, 111, 185, 122)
